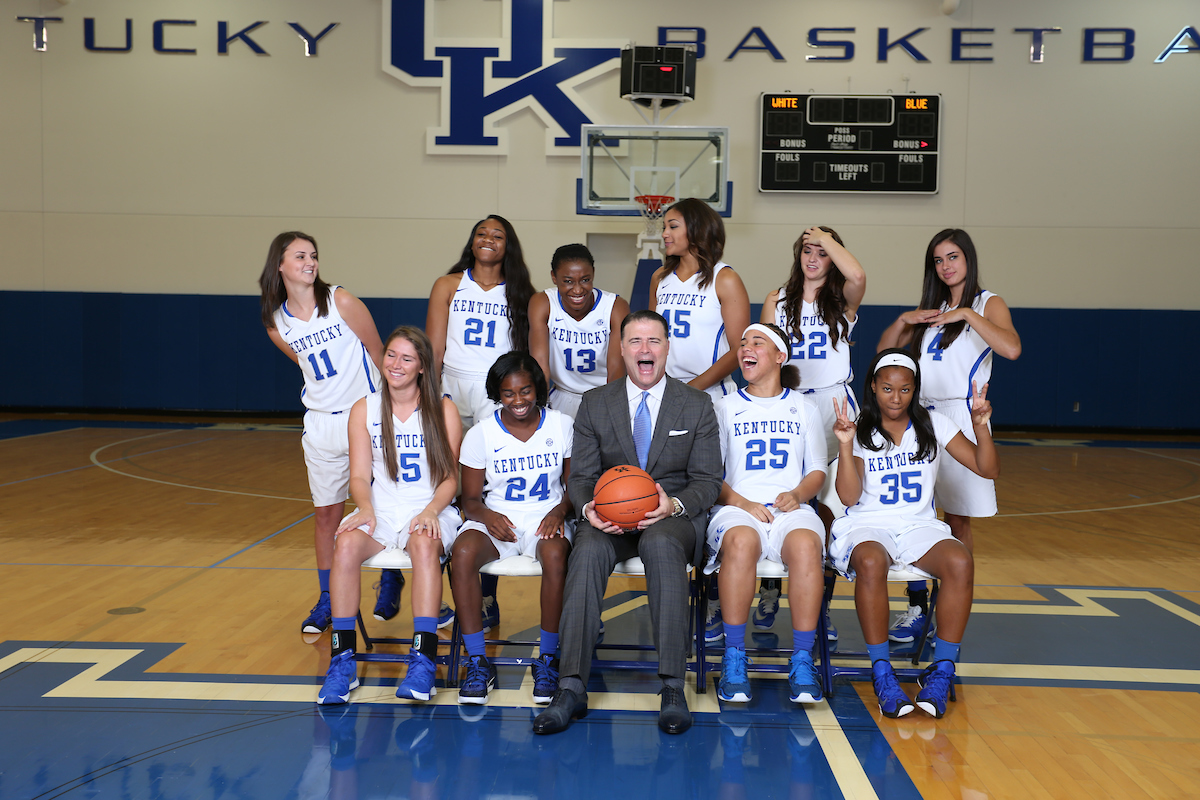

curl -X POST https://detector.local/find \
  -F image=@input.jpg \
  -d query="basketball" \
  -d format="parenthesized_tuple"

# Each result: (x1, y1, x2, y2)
(593, 465, 660, 529)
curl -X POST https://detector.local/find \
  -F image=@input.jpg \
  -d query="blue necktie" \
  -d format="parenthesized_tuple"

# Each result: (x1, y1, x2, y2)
(633, 391, 651, 470)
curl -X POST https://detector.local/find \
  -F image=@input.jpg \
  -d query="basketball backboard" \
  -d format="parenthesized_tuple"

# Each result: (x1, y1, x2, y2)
(577, 125, 731, 217)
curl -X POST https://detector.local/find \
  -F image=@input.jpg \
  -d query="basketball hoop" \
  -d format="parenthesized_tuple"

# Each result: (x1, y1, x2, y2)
(634, 194, 674, 239)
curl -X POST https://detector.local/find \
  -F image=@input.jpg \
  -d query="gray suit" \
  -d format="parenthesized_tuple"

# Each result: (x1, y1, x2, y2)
(559, 377, 722, 683)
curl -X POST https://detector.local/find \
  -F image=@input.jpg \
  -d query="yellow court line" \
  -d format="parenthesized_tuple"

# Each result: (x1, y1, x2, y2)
(805, 703, 882, 800)
(958, 663, 1200, 685)
(822, 588, 1200, 624)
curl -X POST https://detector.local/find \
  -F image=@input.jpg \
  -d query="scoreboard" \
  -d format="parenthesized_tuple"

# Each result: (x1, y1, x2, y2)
(759, 93, 941, 194)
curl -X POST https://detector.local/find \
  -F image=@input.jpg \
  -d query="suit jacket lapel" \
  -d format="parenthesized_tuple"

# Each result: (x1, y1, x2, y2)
(606, 380, 640, 467)
(646, 379, 686, 472)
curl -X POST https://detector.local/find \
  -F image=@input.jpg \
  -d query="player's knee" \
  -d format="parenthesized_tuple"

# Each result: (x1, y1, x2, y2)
(850, 543, 889, 579)
(941, 547, 974, 586)
(722, 527, 761, 562)
(783, 529, 823, 563)
(537, 540, 569, 575)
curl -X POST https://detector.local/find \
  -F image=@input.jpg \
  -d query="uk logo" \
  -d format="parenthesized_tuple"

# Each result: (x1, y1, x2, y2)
(383, 0, 623, 155)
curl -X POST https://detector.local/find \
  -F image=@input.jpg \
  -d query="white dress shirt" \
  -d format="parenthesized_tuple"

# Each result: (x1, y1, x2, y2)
(625, 377, 667, 441)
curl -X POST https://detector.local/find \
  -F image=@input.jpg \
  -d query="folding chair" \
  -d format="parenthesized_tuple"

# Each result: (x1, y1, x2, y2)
(445, 555, 698, 687)
(352, 549, 455, 669)
(692, 559, 835, 694)
(821, 566, 945, 696)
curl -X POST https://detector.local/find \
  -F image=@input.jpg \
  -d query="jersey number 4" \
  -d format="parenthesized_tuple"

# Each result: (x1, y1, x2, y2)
(926, 331, 944, 362)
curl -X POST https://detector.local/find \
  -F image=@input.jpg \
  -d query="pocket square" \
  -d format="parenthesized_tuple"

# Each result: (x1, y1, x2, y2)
(668, 429, 689, 436)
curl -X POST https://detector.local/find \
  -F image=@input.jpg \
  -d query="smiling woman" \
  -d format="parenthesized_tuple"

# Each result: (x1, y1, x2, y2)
(257, 231, 384, 636)
(529, 243, 630, 421)
(426, 215, 535, 431)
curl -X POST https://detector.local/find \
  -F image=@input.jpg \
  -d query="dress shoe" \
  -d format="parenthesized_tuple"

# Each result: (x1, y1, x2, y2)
(658, 685, 692, 734)
(532, 687, 588, 735)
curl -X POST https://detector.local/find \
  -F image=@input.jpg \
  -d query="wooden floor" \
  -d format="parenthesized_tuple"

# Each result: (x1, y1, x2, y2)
(2, 415, 1199, 798)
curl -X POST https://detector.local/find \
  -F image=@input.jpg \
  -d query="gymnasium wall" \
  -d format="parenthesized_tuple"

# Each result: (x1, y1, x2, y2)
(3, 0, 1197, 427)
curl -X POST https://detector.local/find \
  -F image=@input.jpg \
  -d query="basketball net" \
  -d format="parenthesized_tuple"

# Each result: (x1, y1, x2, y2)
(634, 194, 674, 240)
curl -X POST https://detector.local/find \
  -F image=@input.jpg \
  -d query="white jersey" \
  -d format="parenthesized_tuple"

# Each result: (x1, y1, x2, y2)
(273, 286, 380, 413)
(715, 389, 827, 503)
(656, 261, 735, 397)
(459, 408, 573, 518)
(918, 290, 996, 409)
(444, 270, 513, 380)
(773, 289, 855, 391)
(845, 412, 962, 520)
(367, 396, 443, 511)
(545, 287, 617, 395)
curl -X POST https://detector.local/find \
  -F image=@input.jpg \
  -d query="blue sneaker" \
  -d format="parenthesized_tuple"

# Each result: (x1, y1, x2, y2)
(397, 650, 438, 701)
(457, 655, 497, 705)
(317, 649, 358, 705)
(531, 653, 559, 705)
(824, 609, 839, 642)
(788, 650, 823, 703)
(481, 594, 500, 633)
(301, 591, 332, 634)
(916, 660, 956, 718)
(888, 605, 934, 643)
(704, 598, 725, 643)
(373, 570, 404, 621)
(871, 660, 915, 718)
(717, 646, 752, 703)
(437, 602, 455, 630)
(752, 583, 781, 629)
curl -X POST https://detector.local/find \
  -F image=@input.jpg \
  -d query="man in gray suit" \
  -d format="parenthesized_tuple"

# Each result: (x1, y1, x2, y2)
(533, 309, 722, 735)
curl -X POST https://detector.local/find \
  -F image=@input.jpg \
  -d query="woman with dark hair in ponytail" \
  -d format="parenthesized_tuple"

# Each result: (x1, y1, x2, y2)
(704, 323, 828, 707)
(830, 348, 998, 721)
(257, 231, 387, 635)
(316, 326, 463, 707)
(877, 229, 1020, 644)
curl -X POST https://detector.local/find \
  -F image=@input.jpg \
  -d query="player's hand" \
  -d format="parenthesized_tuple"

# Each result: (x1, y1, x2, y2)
(900, 308, 941, 327)
(928, 307, 968, 328)
(773, 490, 802, 513)
(536, 508, 567, 539)
(583, 501, 623, 535)
(969, 381, 992, 427)
(636, 483, 673, 529)
(832, 397, 857, 444)
(336, 510, 375, 537)
(409, 509, 442, 539)
(800, 227, 825, 249)
(736, 497, 774, 523)
(482, 509, 518, 543)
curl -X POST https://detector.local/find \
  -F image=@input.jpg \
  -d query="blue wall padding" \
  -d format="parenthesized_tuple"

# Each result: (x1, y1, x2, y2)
(2, 291, 1194, 430)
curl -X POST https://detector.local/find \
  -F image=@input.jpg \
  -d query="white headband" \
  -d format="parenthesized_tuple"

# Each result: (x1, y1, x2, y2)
(742, 324, 790, 365)
(874, 352, 918, 375)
